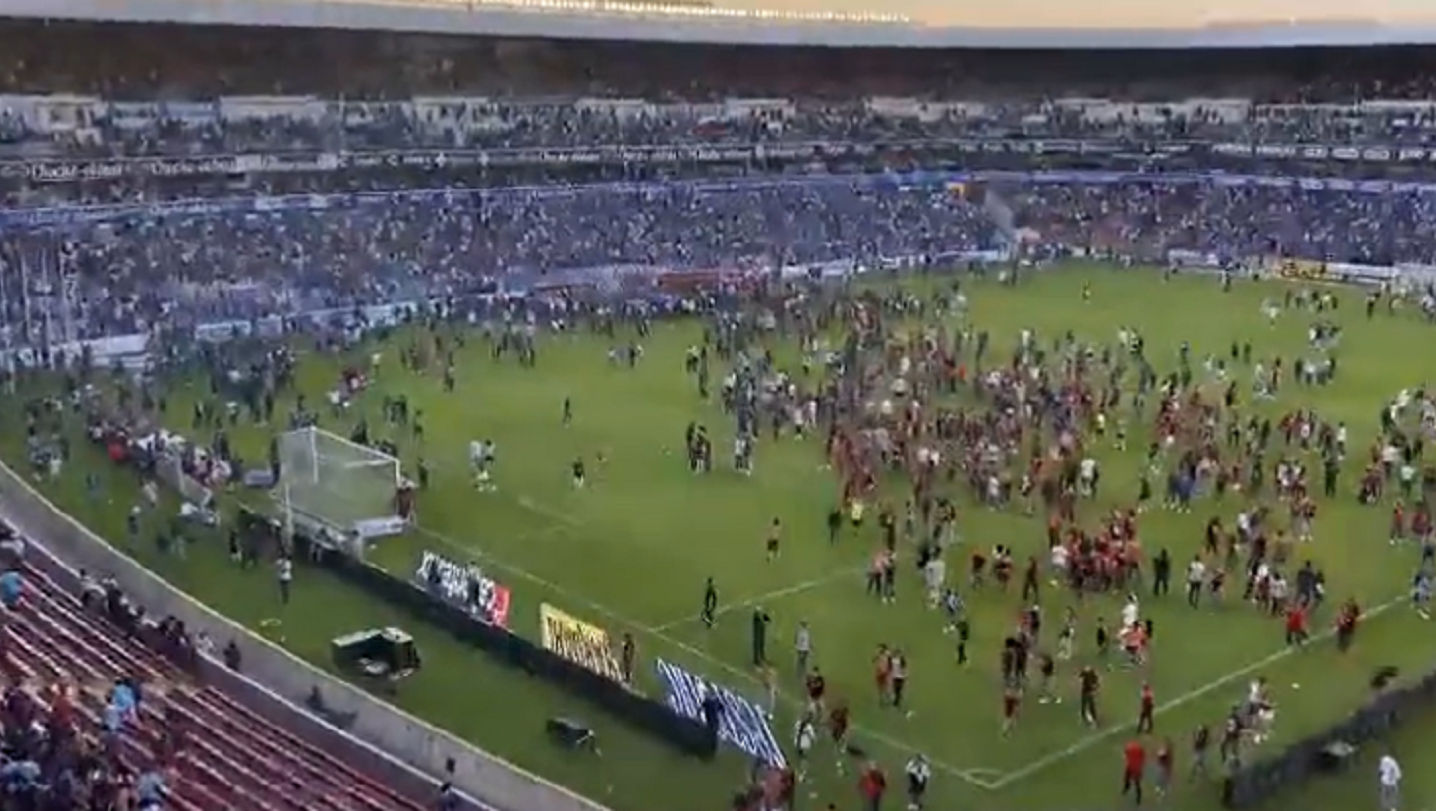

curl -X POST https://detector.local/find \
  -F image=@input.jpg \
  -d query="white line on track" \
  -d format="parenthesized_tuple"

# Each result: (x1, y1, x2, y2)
(987, 597, 1403, 790)
(644, 564, 869, 633)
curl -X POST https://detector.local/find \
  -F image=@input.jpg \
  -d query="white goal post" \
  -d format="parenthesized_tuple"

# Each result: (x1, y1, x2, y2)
(273, 426, 407, 543)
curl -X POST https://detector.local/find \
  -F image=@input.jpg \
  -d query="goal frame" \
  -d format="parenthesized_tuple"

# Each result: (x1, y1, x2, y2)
(272, 426, 407, 546)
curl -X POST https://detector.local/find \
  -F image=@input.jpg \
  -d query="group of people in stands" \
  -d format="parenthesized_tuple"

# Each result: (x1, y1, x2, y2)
(3, 175, 1434, 345)
(0, 23, 1432, 349)
(0, 523, 187, 810)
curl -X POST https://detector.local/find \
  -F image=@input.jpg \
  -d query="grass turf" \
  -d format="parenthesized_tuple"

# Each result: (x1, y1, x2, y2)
(3, 263, 1436, 811)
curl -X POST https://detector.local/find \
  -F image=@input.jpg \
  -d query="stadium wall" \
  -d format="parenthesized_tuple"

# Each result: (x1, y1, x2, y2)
(0, 460, 614, 811)
(10, 0, 1436, 47)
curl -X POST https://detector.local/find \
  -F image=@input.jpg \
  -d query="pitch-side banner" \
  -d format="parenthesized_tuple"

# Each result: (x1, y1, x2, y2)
(654, 658, 786, 767)
(1326, 263, 1397, 287)
(414, 551, 512, 628)
(538, 604, 625, 682)
(1272, 257, 1329, 282)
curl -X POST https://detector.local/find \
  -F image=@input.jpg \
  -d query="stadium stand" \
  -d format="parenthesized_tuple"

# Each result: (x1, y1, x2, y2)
(0, 519, 444, 810)
(0, 517, 437, 810)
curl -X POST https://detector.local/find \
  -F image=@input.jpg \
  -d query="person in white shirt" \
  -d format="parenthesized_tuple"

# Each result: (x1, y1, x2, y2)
(1236, 510, 1252, 541)
(1121, 595, 1140, 629)
(793, 715, 816, 779)
(923, 554, 947, 608)
(1378, 752, 1402, 811)
(905, 755, 931, 810)
(277, 556, 293, 605)
(1078, 457, 1098, 497)
(794, 621, 812, 678)
(1186, 557, 1206, 608)
(1050, 544, 1069, 578)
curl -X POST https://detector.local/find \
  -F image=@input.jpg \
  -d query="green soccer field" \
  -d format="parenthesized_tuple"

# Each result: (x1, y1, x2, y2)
(6, 263, 1436, 811)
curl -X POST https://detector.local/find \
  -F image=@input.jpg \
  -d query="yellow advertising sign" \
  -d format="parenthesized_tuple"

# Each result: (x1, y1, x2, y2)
(1274, 257, 1328, 281)
(539, 604, 625, 682)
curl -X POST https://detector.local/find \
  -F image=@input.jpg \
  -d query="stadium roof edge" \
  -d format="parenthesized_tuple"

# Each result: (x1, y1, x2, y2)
(10, 0, 1436, 47)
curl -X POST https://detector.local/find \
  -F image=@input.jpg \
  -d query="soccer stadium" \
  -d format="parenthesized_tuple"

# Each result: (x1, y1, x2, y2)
(4, 3, 1436, 811)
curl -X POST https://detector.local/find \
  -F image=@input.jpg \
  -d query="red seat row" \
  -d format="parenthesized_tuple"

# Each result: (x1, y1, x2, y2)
(3, 563, 431, 811)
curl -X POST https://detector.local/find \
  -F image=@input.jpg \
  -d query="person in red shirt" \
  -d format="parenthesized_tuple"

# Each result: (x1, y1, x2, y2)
(858, 761, 886, 811)
(1285, 602, 1309, 646)
(1136, 683, 1155, 733)
(1122, 738, 1146, 805)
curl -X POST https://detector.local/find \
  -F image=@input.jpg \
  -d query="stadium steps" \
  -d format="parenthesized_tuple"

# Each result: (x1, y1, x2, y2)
(10, 584, 295, 811)
(18, 561, 430, 811)
(1, 616, 227, 811)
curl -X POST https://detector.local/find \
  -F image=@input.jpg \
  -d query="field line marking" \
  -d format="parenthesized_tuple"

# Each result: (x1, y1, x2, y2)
(394, 516, 1000, 788)
(987, 597, 1403, 790)
(512, 494, 583, 528)
(644, 564, 868, 633)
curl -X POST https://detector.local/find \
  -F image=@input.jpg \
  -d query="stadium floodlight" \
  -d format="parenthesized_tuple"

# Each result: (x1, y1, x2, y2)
(273, 426, 406, 547)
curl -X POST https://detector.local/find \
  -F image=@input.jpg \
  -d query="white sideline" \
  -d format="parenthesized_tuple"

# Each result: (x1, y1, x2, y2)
(644, 564, 868, 633)
(987, 597, 1403, 790)
(397, 511, 1006, 789)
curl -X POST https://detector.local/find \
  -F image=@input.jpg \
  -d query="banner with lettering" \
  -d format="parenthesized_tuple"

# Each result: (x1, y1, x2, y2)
(1326, 263, 1397, 287)
(654, 658, 786, 767)
(16, 165, 1436, 232)
(538, 604, 624, 682)
(1272, 257, 1329, 282)
(3, 137, 1436, 188)
(414, 550, 512, 628)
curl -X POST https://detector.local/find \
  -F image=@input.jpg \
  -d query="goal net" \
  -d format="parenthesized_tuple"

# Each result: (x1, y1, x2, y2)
(274, 426, 406, 543)
(158, 452, 215, 511)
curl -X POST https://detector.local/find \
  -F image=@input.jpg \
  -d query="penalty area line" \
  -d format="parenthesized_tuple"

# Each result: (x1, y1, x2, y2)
(513, 494, 584, 528)
(987, 596, 1402, 791)
(644, 564, 869, 633)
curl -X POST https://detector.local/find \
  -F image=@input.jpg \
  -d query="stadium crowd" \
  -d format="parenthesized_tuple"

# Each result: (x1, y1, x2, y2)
(0, 19, 1434, 344)
(0, 184, 997, 338)
(7, 79, 1436, 158)
(1004, 181, 1436, 267)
